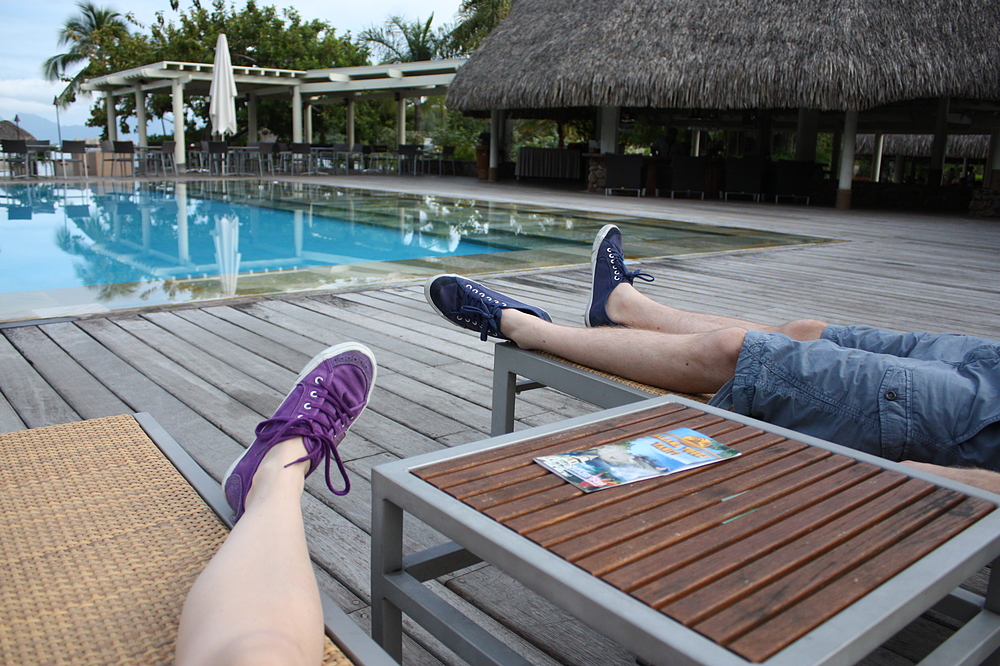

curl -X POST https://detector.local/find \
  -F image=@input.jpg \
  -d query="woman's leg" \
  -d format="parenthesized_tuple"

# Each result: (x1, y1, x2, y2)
(175, 437, 323, 666)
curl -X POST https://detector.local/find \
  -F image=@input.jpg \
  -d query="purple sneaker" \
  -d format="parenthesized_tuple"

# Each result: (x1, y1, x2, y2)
(425, 274, 551, 341)
(585, 224, 653, 327)
(223, 342, 377, 522)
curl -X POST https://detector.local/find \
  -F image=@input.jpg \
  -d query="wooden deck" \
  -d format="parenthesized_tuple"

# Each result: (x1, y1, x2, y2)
(3, 175, 999, 665)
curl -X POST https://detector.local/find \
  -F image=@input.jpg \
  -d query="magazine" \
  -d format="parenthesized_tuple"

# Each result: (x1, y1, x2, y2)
(534, 427, 740, 492)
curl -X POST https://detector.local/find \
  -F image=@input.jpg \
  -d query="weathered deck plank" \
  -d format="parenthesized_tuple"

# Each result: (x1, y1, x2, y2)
(2, 176, 998, 665)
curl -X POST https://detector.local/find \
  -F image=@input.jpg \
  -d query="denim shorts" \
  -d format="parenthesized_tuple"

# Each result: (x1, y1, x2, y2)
(708, 325, 1000, 469)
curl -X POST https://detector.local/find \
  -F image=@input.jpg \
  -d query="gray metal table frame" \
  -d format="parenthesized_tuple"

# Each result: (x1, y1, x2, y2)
(372, 396, 1000, 666)
(133, 412, 396, 666)
(491, 341, 660, 435)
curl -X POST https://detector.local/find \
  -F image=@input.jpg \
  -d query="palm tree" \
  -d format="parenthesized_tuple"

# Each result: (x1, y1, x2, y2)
(360, 15, 456, 136)
(450, 0, 511, 53)
(43, 1, 131, 106)
(359, 15, 452, 64)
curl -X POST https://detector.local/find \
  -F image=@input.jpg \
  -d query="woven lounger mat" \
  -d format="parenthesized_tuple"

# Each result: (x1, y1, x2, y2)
(535, 350, 713, 404)
(0, 415, 349, 666)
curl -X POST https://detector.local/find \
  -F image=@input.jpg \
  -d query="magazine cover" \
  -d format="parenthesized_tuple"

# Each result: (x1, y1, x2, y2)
(534, 428, 740, 492)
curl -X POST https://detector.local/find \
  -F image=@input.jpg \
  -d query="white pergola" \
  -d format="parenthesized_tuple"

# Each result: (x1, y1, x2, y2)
(81, 58, 466, 169)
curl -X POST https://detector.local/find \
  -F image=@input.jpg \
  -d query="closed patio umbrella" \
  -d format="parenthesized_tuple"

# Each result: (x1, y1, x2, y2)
(209, 33, 237, 138)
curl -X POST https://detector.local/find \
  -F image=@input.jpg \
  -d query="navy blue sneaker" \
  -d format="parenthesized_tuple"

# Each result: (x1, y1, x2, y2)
(585, 224, 654, 327)
(425, 274, 551, 341)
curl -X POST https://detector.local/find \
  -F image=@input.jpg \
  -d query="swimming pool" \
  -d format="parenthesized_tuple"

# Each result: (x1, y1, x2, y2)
(0, 181, 826, 323)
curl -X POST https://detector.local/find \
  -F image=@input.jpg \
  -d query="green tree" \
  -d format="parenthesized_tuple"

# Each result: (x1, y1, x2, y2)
(43, 1, 139, 106)
(359, 15, 455, 64)
(450, 0, 510, 53)
(359, 15, 456, 139)
(144, 0, 369, 141)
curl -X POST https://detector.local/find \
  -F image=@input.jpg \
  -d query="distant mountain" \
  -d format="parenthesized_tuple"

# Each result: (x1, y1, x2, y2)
(8, 112, 104, 143)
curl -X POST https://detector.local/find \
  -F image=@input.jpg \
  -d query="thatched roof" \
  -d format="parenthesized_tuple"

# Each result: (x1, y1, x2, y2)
(447, 0, 1000, 113)
(856, 134, 990, 159)
(0, 120, 35, 141)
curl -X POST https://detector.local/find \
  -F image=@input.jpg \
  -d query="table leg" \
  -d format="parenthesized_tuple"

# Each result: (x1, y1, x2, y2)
(491, 343, 518, 436)
(371, 475, 404, 662)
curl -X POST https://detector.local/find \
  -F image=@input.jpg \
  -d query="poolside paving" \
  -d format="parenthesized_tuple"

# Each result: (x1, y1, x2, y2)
(2, 174, 999, 665)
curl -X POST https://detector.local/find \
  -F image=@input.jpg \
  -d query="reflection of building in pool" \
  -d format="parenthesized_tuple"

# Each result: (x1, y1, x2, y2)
(49, 181, 514, 297)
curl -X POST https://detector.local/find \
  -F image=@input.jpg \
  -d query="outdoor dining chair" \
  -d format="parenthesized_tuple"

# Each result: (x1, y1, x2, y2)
(205, 141, 231, 175)
(254, 141, 277, 176)
(100, 140, 137, 177)
(60, 140, 89, 178)
(0, 414, 394, 666)
(1, 139, 33, 178)
(603, 153, 646, 196)
(288, 142, 317, 175)
(139, 140, 176, 176)
(437, 145, 458, 175)
(396, 144, 421, 175)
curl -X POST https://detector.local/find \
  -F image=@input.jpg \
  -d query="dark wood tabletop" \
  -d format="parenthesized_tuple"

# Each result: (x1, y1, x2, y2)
(413, 402, 996, 663)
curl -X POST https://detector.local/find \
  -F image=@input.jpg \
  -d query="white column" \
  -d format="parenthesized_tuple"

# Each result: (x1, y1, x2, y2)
(929, 97, 950, 186)
(599, 106, 619, 154)
(106, 93, 118, 142)
(291, 85, 303, 142)
(987, 130, 1000, 188)
(836, 110, 859, 210)
(247, 92, 257, 142)
(691, 130, 701, 157)
(489, 109, 501, 181)
(134, 86, 147, 147)
(346, 97, 356, 147)
(871, 134, 884, 183)
(305, 103, 313, 144)
(396, 96, 406, 146)
(795, 108, 819, 162)
(171, 77, 187, 169)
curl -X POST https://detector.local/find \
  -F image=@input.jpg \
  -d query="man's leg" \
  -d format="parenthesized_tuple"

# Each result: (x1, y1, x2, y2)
(585, 223, 828, 341)
(605, 282, 829, 341)
(425, 273, 819, 395)
(500, 308, 744, 394)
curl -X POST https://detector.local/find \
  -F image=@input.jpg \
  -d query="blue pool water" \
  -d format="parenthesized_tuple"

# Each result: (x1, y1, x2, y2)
(1, 180, 823, 323)
(2, 182, 503, 292)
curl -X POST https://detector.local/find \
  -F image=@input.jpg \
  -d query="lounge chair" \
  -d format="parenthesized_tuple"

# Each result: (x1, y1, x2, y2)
(0, 413, 394, 665)
(491, 342, 710, 435)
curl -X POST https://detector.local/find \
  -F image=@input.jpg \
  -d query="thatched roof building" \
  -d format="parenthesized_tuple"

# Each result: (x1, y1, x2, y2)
(447, 0, 1000, 119)
(0, 120, 35, 141)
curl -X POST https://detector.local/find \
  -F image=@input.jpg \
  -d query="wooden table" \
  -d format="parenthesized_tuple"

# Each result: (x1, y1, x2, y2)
(371, 397, 1000, 666)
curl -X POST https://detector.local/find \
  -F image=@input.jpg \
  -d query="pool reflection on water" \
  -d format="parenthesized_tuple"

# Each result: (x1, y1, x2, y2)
(0, 180, 828, 323)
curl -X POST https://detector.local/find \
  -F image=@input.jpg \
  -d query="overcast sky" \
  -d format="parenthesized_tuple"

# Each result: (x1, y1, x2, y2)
(0, 0, 463, 129)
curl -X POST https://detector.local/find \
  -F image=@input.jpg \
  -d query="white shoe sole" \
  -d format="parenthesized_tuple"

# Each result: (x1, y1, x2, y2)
(585, 224, 619, 327)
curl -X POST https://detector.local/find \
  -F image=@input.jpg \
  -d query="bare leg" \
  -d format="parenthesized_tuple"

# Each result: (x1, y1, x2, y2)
(501, 310, 746, 394)
(606, 283, 828, 341)
(175, 437, 323, 666)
